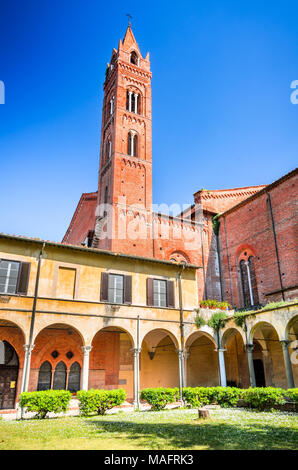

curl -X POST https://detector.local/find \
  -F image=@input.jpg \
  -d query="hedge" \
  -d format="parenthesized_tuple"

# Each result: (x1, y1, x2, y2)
(140, 387, 298, 411)
(140, 388, 179, 411)
(241, 387, 286, 410)
(76, 389, 126, 416)
(19, 390, 72, 419)
(286, 388, 298, 403)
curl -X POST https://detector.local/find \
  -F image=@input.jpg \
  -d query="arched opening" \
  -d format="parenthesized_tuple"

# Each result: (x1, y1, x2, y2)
(0, 340, 19, 409)
(130, 51, 139, 66)
(32, 323, 84, 393)
(126, 90, 141, 114)
(140, 329, 179, 390)
(286, 315, 298, 386)
(250, 322, 285, 388)
(239, 251, 259, 307)
(37, 361, 52, 391)
(127, 131, 138, 157)
(222, 328, 250, 388)
(90, 326, 134, 400)
(0, 319, 25, 409)
(185, 332, 219, 387)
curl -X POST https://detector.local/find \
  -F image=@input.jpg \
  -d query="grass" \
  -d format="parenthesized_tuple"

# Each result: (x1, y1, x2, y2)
(0, 408, 297, 450)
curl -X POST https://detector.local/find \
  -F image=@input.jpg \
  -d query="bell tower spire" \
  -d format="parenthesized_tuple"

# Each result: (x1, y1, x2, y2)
(93, 26, 153, 255)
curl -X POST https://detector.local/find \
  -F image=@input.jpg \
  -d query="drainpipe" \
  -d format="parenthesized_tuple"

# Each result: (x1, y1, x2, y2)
(200, 227, 207, 300)
(21, 242, 45, 394)
(178, 263, 186, 404)
(266, 192, 285, 300)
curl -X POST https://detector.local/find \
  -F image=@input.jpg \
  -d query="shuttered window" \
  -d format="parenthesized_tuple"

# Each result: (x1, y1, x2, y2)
(0, 260, 30, 295)
(100, 272, 132, 304)
(147, 278, 175, 308)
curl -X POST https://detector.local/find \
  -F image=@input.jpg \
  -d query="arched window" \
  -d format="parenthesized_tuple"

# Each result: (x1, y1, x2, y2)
(53, 361, 67, 390)
(37, 361, 52, 391)
(105, 138, 112, 161)
(127, 131, 138, 157)
(130, 51, 139, 66)
(239, 253, 259, 307)
(126, 90, 140, 114)
(68, 362, 81, 393)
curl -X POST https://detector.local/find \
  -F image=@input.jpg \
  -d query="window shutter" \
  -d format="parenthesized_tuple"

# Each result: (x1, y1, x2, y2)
(123, 275, 132, 304)
(16, 262, 31, 295)
(100, 272, 109, 302)
(147, 278, 154, 306)
(167, 280, 175, 308)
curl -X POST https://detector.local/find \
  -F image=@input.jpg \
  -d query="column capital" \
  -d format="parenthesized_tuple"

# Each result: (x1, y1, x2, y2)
(82, 345, 92, 354)
(23, 344, 34, 353)
(216, 348, 227, 353)
(131, 347, 141, 355)
(245, 343, 254, 353)
(280, 340, 290, 348)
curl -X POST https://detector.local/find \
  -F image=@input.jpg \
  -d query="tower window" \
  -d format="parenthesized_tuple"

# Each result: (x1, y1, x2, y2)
(127, 131, 138, 157)
(130, 51, 139, 66)
(126, 90, 140, 114)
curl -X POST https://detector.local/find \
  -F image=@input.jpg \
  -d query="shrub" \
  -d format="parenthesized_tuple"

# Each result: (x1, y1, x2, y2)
(194, 314, 206, 329)
(286, 388, 298, 403)
(207, 311, 228, 330)
(241, 387, 286, 410)
(199, 299, 231, 310)
(19, 390, 72, 419)
(182, 387, 211, 407)
(140, 388, 179, 411)
(77, 389, 126, 416)
(210, 387, 242, 408)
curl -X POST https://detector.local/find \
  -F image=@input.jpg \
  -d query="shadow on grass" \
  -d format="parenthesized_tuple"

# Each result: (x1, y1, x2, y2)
(84, 416, 297, 450)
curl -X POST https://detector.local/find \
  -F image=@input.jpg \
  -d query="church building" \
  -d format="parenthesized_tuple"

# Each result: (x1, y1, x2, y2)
(0, 26, 297, 414)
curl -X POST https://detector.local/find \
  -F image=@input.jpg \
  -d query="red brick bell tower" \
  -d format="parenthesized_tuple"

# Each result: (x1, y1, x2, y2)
(93, 25, 153, 255)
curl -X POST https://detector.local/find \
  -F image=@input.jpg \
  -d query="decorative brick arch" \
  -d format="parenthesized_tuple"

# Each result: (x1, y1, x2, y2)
(169, 250, 191, 264)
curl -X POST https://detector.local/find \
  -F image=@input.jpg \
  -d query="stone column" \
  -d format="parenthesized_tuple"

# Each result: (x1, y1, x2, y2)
(134, 93, 138, 114)
(217, 349, 227, 387)
(21, 344, 35, 393)
(177, 349, 185, 404)
(245, 344, 256, 387)
(128, 91, 133, 112)
(280, 340, 295, 389)
(132, 348, 141, 409)
(81, 346, 92, 391)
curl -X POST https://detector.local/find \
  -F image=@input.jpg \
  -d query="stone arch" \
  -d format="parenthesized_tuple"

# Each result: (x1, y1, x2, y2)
(221, 327, 250, 388)
(185, 330, 219, 387)
(90, 326, 135, 399)
(30, 323, 85, 393)
(169, 250, 191, 264)
(0, 319, 26, 363)
(249, 321, 286, 388)
(33, 319, 87, 346)
(140, 328, 180, 390)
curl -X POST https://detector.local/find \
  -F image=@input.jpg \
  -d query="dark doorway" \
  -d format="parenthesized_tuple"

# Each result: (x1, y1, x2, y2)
(0, 341, 19, 409)
(253, 359, 266, 387)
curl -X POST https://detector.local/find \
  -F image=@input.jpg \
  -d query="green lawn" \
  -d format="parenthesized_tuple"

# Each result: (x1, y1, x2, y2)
(0, 408, 297, 450)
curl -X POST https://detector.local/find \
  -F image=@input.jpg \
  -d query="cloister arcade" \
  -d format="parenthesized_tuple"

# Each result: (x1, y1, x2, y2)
(0, 309, 297, 410)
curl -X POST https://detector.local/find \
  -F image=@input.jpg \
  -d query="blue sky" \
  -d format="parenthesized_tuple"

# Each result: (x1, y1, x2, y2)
(0, 0, 297, 242)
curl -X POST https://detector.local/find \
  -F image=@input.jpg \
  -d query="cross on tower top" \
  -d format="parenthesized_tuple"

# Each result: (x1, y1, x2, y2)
(126, 13, 133, 27)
